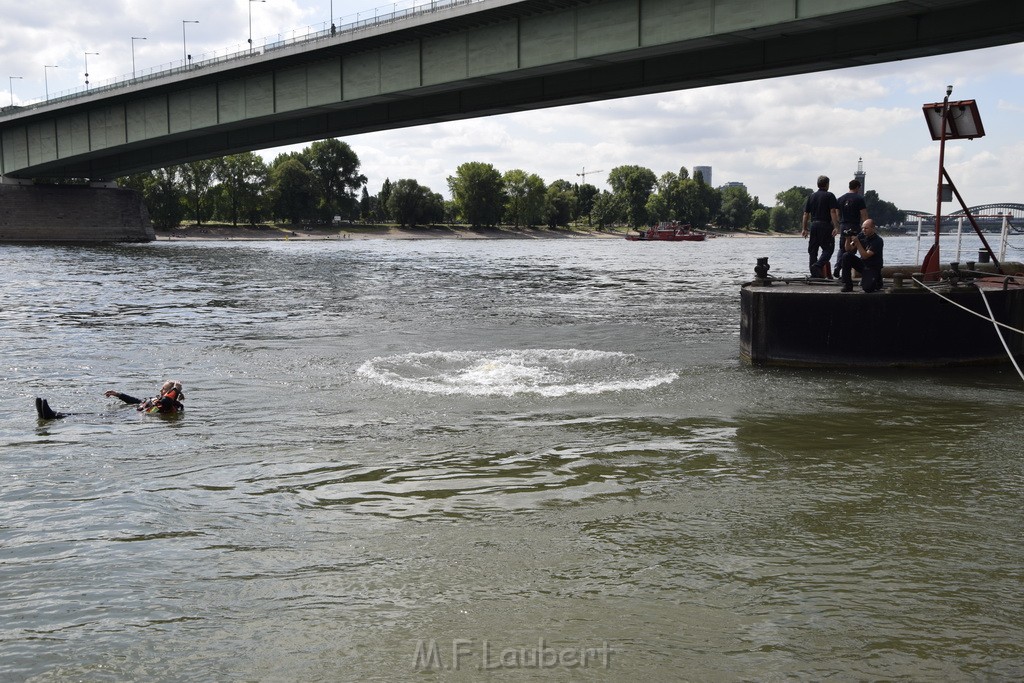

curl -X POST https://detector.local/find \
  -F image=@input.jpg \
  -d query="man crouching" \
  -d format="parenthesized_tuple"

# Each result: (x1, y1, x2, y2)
(840, 219, 884, 293)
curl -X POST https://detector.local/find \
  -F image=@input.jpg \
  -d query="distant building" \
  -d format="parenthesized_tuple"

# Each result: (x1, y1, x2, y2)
(721, 181, 747, 193)
(854, 158, 866, 195)
(693, 165, 712, 186)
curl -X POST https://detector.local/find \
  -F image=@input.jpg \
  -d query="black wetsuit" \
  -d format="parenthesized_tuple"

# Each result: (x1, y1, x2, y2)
(108, 391, 183, 413)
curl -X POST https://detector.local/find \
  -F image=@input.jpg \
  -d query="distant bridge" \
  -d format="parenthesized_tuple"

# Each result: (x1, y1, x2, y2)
(903, 203, 1024, 236)
(906, 203, 1024, 221)
(2, 0, 1024, 181)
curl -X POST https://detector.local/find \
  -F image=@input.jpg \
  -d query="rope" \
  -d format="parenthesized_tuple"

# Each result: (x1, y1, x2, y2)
(976, 285, 1024, 382)
(910, 275, 1024, 336)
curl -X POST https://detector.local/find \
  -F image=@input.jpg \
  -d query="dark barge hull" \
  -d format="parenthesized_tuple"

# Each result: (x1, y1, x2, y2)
(741, 278, 1024, 367)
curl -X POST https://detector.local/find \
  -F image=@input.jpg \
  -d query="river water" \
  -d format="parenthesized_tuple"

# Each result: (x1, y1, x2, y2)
(1, 235, 1022, 681)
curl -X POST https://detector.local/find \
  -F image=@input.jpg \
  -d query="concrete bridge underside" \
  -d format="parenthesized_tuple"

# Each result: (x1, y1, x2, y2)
(2, 0, 1024, 180)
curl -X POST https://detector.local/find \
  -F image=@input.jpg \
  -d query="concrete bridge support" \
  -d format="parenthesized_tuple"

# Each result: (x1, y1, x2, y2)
(0, 181, 153, 242)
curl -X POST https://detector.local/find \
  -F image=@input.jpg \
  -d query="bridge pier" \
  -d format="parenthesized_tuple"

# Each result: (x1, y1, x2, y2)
(0, 181, 154, 243)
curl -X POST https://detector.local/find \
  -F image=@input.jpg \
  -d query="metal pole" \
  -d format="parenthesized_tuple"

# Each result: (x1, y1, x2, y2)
(915, 216, 922, 264)
(933, 86, 952, 249)
(84, 52, 98, 89)
(249, 1, 265, 54)
(182, 20, 198, 64)
(1001, 215, 1009, 262)
(8, 76, 22, 107)
(44, 65, 57, 100)
(955, 217, 963, 262)
(131, 37, 146, 78)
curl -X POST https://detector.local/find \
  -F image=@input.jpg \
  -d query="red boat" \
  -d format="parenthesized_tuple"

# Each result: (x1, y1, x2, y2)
(625, 221, 707, 241)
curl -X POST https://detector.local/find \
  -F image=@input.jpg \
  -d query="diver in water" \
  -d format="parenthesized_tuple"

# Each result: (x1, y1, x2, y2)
(35, 380, 184, 420)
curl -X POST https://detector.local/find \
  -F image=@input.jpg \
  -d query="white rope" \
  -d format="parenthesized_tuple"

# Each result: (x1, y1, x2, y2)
(910, 276, 1024, 336)
(976, 285, 1024, 382)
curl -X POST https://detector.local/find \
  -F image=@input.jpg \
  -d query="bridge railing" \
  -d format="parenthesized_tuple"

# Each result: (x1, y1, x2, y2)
(1, 0, 481, 118)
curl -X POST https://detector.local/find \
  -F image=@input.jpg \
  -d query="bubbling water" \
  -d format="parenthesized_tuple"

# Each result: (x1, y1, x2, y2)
(357, 349, 679, 397)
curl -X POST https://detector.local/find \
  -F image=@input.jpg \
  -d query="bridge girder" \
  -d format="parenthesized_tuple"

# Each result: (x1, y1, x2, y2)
(3, 0, 1024, 180)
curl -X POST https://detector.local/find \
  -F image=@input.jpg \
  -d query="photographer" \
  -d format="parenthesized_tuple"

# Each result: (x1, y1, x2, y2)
(840, 219, 884, 292)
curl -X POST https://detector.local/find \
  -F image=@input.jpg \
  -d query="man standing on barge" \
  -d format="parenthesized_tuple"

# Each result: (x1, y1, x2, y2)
(835, 179, 868, 276)
(801, 175, 840, 278)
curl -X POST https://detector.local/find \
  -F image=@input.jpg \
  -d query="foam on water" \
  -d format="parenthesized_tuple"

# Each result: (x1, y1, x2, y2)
(357, 349, 679, 397)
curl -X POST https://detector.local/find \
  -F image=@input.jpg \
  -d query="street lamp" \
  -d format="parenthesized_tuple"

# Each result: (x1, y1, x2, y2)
(249, 0, 265, 54)
(8, 76, 22, 107)
(43, 64, 58, 100)
(84, 52, 98, 89)
(182, 20, 199, 66)
(131, 36, 147, 78)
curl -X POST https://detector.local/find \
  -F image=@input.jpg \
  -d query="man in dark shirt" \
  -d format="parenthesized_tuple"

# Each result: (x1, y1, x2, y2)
(835, 179, 868, 275)
(801, 175, 839, 278)
(840, 219, 884, 292)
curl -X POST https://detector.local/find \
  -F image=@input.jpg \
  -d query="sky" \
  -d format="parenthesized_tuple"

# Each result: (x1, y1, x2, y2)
(3, 0, 1024, 212)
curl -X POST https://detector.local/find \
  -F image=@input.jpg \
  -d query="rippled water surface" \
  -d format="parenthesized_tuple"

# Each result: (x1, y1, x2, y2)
(1, 236, 1022, 681)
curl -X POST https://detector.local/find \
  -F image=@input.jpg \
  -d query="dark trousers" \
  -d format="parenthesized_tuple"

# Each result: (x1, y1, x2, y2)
(840, 252, 883, 292)
(807, 222, 834, 277)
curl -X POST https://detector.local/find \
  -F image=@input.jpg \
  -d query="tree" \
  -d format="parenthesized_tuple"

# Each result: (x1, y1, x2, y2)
(424, 192, 445, 225)
(117, 172, 148, 194)
(751, 208, 771, 232)
(676, 175, 720, 228)
(645, 171, 681, 223)
(146, 167, 186, 229)
(376, 178, 393, 223)
(608, 165, 657, 227)
(575, 183, 599, 225)
(269, 157, 316, 224)
(591, 191, 624, 229)
(302, 139, 366, 222)
(718, 185, 755, 229)
(447, 161, 503, 227)
(387, 178, 440, 227)
(543, 183, 574, 229)
(214, 153, 268, 226)
(771, 185, 813, 233)
(359, 187, 371, 223)
(645, 191, 670, 224)
(179, 160, 216, 225)
(864, 190, 905, 226)
(502, 169, 546, 227)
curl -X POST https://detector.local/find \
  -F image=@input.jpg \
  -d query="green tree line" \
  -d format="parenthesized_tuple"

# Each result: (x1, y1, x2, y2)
(117, 139, 905, 231)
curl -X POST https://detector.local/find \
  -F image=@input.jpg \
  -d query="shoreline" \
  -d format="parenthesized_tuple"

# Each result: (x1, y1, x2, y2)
(155, 224, 788, 241)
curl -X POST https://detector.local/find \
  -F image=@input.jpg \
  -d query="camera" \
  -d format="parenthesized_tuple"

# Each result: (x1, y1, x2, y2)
(842, 228, 859, 238)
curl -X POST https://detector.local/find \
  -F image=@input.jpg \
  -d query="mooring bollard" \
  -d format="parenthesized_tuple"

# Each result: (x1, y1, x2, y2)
(754, 257, 771, 285)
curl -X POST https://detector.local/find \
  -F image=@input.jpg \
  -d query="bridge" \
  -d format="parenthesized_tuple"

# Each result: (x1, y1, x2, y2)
(904, 203, 1024, 233)
(2, 0, 1023, 181)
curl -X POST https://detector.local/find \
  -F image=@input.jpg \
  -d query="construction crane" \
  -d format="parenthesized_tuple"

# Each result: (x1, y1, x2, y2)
(575, 167, 604, 183)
